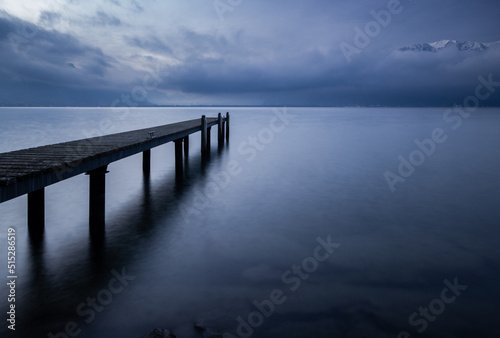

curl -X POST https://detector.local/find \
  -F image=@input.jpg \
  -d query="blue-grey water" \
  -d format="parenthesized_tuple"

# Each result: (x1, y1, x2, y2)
(0, 107, 499, 338)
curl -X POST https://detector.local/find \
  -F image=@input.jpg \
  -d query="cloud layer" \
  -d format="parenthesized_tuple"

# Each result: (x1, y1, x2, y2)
(0, 0, 499, 106)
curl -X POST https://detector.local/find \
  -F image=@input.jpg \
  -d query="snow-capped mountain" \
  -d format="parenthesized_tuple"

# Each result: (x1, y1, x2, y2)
(400, 40, 499, 52)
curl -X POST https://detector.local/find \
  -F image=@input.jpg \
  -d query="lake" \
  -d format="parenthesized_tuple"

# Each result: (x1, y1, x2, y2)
(1, 107, 499, 338)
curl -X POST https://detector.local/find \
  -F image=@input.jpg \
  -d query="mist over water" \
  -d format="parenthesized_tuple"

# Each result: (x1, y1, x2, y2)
(1, 107, 499, 338)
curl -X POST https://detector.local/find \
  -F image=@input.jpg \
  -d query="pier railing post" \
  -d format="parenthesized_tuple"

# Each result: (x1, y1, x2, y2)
(226, 112, 230, 142)
(28, 188, 44, 233)
(87, 165, 108, 233)
(218, 112, 223, 146)
(201, 115, 207, 157)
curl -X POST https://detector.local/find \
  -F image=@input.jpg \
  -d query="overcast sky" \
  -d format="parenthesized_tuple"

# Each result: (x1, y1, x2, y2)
(1, 0, 500, 106)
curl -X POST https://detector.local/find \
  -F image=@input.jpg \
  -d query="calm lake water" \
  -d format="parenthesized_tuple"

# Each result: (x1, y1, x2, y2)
(0, 107, 499, 338)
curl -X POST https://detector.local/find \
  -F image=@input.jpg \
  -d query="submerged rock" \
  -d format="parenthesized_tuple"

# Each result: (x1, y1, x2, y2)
(140, 328, 176, 338)
(194, 309, 236, 338)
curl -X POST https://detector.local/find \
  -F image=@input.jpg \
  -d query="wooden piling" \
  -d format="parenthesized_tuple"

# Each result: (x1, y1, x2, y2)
(207, 127, 211, 152)
(201, 115, 207, 156)
(143, 149, 151, 174)
(87, 165, 108, 232)
(218, 113, 223, 146)
(175, 139, 183, 175)
(226, 112, 230, 142)
(28, 188, 44, 232)
(183, 136, 189, 156)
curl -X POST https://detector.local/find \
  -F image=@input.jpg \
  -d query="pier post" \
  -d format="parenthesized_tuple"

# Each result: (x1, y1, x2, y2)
(175, 139, 183, 176)
(87, 165, 108, 232)
(201, 115, 207, 156)
(207, 127, 211, 152)
(183, 136, 189, 156)
(28, 188, 44, 233)
(218, 113, 223, 146)
(143, 149, 151, 175)
(226, 112, 230, 142)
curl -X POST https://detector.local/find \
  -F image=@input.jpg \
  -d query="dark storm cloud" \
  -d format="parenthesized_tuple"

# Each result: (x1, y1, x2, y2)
(1, 0, 500, 106)
(144, 28, 342, 95)
(322, 44, 500, 106)
(119, 0, 500, 106)
(0, 13, 123, 105)
(152, 25, 500, 106)
(0, 14, 113, 81)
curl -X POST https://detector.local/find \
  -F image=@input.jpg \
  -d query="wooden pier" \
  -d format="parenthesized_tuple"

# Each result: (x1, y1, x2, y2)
(0, 113, 229, 233)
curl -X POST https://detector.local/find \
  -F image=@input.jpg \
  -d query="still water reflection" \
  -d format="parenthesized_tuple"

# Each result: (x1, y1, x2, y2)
(0, 107, 499, 338)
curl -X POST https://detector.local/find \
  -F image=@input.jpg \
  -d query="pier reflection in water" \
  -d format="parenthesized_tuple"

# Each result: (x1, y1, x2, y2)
(18, 139, 229, 338)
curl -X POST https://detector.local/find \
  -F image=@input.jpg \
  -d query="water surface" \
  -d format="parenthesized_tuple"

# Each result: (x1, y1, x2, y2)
(0, 107, 499, 338)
